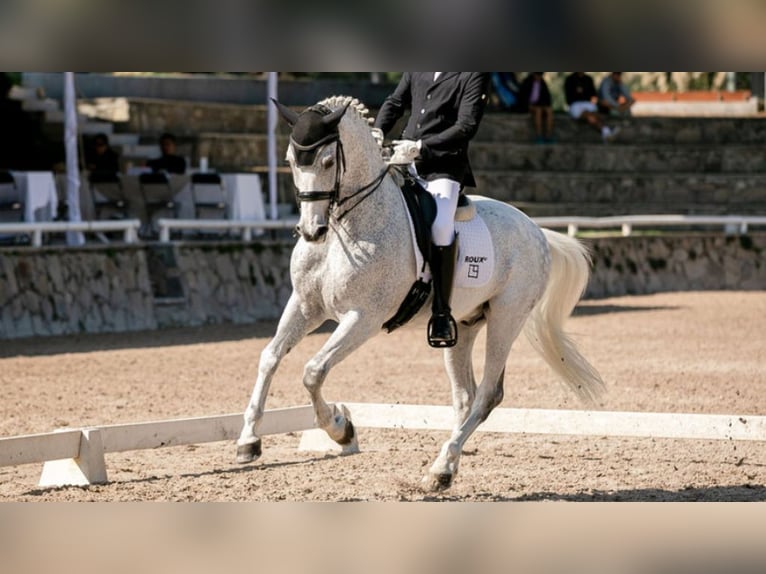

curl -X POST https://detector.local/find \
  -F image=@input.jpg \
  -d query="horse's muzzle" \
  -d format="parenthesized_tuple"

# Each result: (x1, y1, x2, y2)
(296, 224, 329, 243)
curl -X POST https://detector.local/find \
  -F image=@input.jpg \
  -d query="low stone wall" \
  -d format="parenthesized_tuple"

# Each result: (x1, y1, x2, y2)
(0, 246, 156, 339)
(1, 234, 764, 339)
(155, 242, 293, 328)
(585, 233, 765, 298)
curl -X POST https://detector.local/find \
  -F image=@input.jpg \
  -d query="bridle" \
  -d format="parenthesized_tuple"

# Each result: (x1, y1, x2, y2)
(290, 130, 390, 222)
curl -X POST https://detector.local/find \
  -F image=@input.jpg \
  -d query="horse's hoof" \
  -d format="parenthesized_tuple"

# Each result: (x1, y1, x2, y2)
(236, 439, 262, 464)
(422, 472, 454, 492)
(335, 419, 356, 446)
(435, 473, 454, 490)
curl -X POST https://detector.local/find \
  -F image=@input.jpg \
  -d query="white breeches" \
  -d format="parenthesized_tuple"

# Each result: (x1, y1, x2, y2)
(410, 167, 460, 246)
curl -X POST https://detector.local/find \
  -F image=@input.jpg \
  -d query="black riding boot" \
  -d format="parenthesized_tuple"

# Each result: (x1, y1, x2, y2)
(428, 239, 458, 348)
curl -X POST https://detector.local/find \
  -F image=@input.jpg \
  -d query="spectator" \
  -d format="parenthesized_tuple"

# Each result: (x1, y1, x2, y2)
(519, 72, 554, 144)
(564, 72, 620, 143)
(86, 133, 120, 173)
(598, 72, 635, 117)
(147, 132, 186, 174)
(490, 72, 522, 112)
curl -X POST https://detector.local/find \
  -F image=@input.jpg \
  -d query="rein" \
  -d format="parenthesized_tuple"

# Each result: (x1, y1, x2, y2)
(333, 165, 391, 221)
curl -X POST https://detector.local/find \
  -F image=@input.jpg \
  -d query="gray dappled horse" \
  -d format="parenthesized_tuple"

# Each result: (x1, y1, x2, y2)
(237, 96, 605, 491)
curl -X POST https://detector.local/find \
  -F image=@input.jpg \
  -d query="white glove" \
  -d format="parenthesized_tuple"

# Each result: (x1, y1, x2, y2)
(371, 127, 385, 147)
(388, 139, 421, 165)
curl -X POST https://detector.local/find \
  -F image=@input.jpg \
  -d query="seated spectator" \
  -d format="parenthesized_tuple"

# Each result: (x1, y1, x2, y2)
(598, 72, 635, 117)
(86, 133, 120, 173)
(491, 72, 522, 113)
(147, 132, 187, 175)
(519, 72, 554, 144)
(565, 72, 620, 143)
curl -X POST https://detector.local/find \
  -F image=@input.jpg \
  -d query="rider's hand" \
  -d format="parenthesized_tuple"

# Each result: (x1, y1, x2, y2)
(371, 127, 385, 147)
(388, 139, 421, 165)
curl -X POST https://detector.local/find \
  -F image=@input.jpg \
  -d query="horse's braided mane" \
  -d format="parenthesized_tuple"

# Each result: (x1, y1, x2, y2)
(319, 95, 375, 128)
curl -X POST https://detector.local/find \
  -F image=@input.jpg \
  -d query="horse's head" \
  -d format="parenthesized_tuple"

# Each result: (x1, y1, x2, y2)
(274, 96, 386, 243)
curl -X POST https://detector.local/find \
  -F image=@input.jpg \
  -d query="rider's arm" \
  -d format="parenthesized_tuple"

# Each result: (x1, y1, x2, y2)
(374, 73, 412, 136)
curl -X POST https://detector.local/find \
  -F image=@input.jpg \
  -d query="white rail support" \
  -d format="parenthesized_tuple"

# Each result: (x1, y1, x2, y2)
(156, 218, 299, 243)
(3, 403, 766, 488)
(0, 220, 141, 247)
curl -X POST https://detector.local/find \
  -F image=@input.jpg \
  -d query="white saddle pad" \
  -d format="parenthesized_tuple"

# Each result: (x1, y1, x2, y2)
(399, 192, 495, 290)
(455, 214, 494, 289)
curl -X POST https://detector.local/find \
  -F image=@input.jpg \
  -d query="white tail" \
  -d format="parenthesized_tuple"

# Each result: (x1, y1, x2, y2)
(523, 229, 606, 404)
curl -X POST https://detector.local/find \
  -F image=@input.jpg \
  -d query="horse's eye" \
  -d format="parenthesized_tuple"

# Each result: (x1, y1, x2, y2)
(321, 155, 335, 169)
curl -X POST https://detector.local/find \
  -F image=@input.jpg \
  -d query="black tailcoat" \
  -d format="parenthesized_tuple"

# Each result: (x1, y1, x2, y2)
(374, 72, 490, 188)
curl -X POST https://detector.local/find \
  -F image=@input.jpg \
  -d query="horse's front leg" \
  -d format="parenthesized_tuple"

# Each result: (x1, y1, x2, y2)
(237, 294, 322, 464)
(303, 310, 380, 445)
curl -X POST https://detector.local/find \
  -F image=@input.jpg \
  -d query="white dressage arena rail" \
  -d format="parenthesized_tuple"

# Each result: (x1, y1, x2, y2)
(2, 215, 763, 247)
(156, 217, 299, 242)
(535, 214, 766, 237)
(0, 219, 141, 247)
(2, 402, 766, 488)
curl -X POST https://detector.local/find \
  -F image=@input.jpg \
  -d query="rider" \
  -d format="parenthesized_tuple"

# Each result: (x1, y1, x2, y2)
(374, 72, 491, 348)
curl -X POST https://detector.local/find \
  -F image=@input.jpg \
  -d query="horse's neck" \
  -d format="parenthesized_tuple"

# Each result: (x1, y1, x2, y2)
(337, 171, 405, 237)
(332, 117, 411, 239)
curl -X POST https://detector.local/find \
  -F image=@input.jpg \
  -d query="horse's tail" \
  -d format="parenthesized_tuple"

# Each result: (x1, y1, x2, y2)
(523, 229, 606, 404)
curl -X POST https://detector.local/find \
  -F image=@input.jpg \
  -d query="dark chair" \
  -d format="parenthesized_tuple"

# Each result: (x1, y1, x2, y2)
(0, 170, 26, 244)
(88, 170, 127, 220)
(139, 172, 177, 234)
(0, 170, 24, 223)
(190, 172, 227, 220)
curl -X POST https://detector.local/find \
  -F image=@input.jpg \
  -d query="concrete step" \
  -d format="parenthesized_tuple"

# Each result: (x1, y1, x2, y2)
(43, 109, 115, 135)
(8, 85, 41, 101)
(473, 170, 766, 209)
(22, 98, 59, 113)
(230, 167, 766, 217)
(476, 114, 766, 145)
(43, 109, 86, 123)
(470, 143, 766, 174)
(123, 100, 766, 144)
(197, 129, 766, 177)
(79, 122, 116, 135)
(123, 98, 270, 138)
(108, 133, 141, 147)
(120, 144, 161, 159)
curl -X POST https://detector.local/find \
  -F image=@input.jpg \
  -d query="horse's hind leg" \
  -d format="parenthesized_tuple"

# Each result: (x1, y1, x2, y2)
(443, 320, 483, 426)
(237, 294, 322, 464)
(302, 310, 380, 446)
(424, 304, 524, 491)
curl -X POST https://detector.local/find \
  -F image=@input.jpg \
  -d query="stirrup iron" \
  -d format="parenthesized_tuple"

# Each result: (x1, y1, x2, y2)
(428, 313, 457, 348)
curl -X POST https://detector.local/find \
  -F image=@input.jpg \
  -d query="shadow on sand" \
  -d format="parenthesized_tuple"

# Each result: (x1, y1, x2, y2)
(0, 320, 339, 359)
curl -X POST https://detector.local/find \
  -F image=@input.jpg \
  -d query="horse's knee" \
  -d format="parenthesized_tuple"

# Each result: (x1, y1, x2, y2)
(259, 346, 281, 376)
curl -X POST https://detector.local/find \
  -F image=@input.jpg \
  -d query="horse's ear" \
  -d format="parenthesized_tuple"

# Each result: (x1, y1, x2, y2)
(322, 102, 350, 128)
(272, 98, 299, 126)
